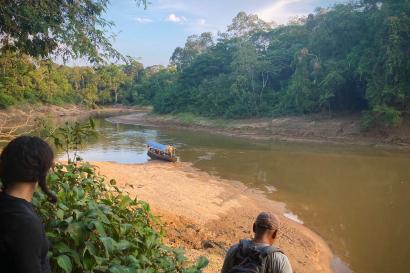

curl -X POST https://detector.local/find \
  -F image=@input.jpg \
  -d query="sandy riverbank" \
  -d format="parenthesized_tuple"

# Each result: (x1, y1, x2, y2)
(93, 161, 334, 273)
(0, 104, 147, 127)
(108, 112, 410, 149)
(0, 104, 146, 142)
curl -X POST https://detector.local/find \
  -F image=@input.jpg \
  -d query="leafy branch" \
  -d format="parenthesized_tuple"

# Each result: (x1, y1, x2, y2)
(37, 118, 96, 163)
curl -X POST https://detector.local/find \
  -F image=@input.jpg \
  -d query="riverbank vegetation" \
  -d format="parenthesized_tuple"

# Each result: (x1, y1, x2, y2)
(148, 0, 410, 128)
(35, 160, 207, 273)
(0, 0, 409, 128)
(0, 0, 147, 108)
(0, 53, 145, 108)
(1, 1, 208, 272)
(32, 120, 207, 273)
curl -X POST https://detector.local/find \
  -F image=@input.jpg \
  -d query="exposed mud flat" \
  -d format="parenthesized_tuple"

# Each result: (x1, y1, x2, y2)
(0, 104, 146, 127)
(93, 161, 334, 273)
(108, 112, 410, 149)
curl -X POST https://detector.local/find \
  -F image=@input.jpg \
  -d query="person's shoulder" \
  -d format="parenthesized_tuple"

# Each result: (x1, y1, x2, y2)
(272, 251, 290, 262)
(272, 251, 292, 272)
(227, 243, 240, 255)
(3, 210, 42, 233)
(228, 239, 253, 253)
(0, 193, 36, 214)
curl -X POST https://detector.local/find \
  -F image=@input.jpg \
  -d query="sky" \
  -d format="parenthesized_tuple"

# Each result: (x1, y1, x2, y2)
(83, 0, 347, 67)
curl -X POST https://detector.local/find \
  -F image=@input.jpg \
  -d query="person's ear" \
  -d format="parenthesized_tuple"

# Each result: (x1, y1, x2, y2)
(272, 230, 278, 240)
(253, 223, 256, 233)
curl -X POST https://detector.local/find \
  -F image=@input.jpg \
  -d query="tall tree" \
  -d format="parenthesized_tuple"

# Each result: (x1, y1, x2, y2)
(170, 32, 214, 71)
(0, 0, 146, 63)
(221, 12, 273, 39)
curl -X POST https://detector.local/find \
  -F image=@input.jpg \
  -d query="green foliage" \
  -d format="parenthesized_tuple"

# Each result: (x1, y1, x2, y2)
(0, 0, 146, 63)
(0, 92, 16, 109)
(139, 2, 410, 128)
(174, 113, 198, 125)
(1, 1, 409, 129)
(170, 33, 214, 71)
(33, 160, 207, 273)
(0, 0, 151, 107)
(38, 118, 96, 162)
(0, 53, 146, 107)
(32, 120, 208, 273)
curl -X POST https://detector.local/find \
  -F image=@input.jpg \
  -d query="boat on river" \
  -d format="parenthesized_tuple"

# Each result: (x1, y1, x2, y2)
(146, 141, 177, 162)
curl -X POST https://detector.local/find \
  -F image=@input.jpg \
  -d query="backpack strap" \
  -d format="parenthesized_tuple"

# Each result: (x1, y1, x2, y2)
(237, 240, 284, 255)
(261, 245, 284, 255)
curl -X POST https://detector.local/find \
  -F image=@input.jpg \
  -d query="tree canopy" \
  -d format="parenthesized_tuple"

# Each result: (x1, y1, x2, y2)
(146, 1, 410, 127)
(0, 0, 409, 129)
(0, 0, 145, 63)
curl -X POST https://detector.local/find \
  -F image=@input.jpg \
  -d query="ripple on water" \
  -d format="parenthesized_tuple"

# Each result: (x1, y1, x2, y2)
(283, 211, 304, 224)
(332, 257, 354, 273)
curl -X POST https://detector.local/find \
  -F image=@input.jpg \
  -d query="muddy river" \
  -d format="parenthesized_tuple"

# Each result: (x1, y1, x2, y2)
(74, 118, 410, 273)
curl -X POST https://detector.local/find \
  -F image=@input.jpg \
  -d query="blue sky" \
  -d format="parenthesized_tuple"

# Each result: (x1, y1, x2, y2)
(95, 0, 346, 66)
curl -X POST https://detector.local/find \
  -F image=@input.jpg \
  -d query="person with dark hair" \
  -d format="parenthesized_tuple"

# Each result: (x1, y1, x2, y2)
(221, 212, 293, 273)
(0, 136, 56, 273)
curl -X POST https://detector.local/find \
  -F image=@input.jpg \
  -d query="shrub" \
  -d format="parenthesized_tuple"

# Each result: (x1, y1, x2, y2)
(361, 105, 402, 130)
(0, 92, 17, 108)
(32, 161, 207, 273)
(32, 119, 208, 273)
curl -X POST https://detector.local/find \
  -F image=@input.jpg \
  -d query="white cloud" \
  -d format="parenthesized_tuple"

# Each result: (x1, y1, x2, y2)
(165, 13, 187, 24)
(133, 17, 153, 23)
(256, 0, 310, 24)
(198, 18, 206, 26)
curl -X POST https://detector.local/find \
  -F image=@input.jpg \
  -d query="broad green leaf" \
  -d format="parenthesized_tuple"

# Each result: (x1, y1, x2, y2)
(54, 242, 71, 254)
(109, 264, 136, 273)
(66, 222, 85, 246)
(82, 254, 96, 271)
(56, 255, 72, 273)
(120, 224, 133, 235)
(100, 236, 116, 257)
(117, 240, 132, 251)
(92, 221, 106, 237)
(84, 241, 97, 256)
(56, 209, 65, 220)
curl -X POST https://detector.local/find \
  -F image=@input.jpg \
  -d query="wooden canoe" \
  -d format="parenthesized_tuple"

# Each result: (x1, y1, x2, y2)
(147, 149, 177, 162)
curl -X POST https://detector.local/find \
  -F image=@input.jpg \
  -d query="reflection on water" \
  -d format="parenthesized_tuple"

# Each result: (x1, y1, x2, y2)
(72, 123, 158, 163)
(74, 118, 410, 273)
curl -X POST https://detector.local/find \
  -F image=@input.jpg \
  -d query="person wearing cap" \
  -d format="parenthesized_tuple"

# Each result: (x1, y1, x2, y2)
(221, 212, 293, 273)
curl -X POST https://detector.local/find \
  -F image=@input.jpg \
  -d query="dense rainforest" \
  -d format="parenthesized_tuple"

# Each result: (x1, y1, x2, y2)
(1, 0, 409, 128)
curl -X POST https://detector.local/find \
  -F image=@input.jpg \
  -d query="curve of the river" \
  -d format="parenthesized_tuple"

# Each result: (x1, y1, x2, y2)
(72, 118, 410, 273)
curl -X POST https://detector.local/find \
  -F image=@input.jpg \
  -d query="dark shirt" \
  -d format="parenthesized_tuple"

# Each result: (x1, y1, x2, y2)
(0, 192, 51, 273)
(221, 240, 293, 273)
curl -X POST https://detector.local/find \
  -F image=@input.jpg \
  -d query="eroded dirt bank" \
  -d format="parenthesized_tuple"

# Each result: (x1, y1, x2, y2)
(0, 104, 146, 127)
(93, 161, 333, 273)
(108, 112, 410, 149)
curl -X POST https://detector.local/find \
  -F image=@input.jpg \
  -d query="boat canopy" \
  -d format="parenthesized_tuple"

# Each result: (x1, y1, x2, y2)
(147, 141, 168, 152)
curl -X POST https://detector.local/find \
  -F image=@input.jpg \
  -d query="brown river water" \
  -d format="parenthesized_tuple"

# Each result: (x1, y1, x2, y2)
(67, 118, 410, 273)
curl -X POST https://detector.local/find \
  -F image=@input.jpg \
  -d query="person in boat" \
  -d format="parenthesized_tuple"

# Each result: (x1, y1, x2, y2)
(0, 136, 56, 273)
(147, 141, 177, 162)
(167, 145, 176, 157)
(221, 212, 293, 273)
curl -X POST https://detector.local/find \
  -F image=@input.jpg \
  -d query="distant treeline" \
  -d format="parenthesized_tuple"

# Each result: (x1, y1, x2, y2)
(1, 0, 409, 128)
(147, 0, 410, 128)
(0, 52, 148, 108)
